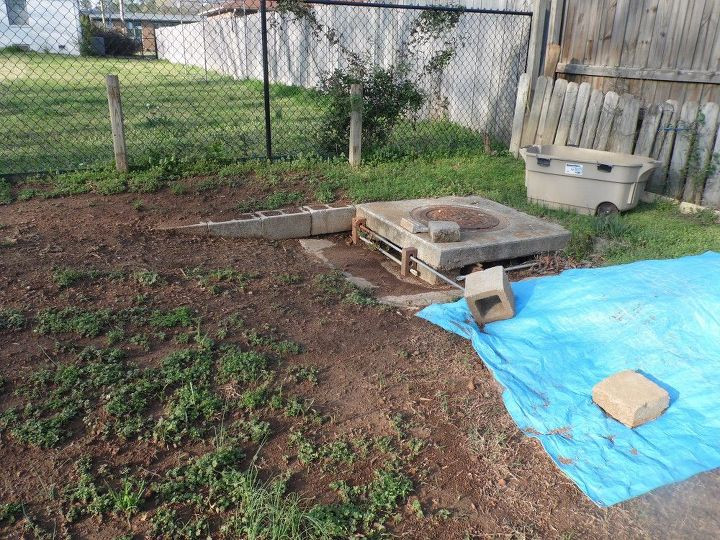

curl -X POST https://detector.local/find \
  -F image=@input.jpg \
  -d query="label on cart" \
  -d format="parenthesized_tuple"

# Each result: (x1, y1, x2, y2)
(565, 163, 583, 176)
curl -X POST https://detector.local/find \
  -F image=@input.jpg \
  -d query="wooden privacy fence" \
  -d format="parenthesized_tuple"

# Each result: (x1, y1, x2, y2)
(509, 74, 720, 209)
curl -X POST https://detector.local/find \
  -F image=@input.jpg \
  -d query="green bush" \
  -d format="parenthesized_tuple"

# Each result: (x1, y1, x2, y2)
(316, 65, 424, 156)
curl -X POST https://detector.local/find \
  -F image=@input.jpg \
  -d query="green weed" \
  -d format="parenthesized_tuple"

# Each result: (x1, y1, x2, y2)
(0, 502, 22, 524)
(220, 349, 269, 382)
(52, 267, 100, 288)
(0, 308, 25, 330)
(291, 365, 319, 385)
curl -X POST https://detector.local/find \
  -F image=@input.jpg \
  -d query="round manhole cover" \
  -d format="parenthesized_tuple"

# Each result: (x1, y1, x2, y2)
(409, 205, 502, 230)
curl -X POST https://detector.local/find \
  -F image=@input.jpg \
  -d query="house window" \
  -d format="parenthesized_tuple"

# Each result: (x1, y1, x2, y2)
(5, 0, 29, 25)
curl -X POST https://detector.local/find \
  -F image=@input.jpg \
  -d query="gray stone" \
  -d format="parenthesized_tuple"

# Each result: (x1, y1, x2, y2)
(355, 196, 571, 277)
(592, 371, 669, 428)
(208, 213, 262, 238)
(464, 266, 515, 325)
(428, 220, 461, 243)
(259, 208, 311, 240)
(400, 217, 429, 234)
(302, 203, 356, 235)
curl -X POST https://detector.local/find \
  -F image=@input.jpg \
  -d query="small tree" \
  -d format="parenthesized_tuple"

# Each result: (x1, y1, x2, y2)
(79, 14, 96, 56)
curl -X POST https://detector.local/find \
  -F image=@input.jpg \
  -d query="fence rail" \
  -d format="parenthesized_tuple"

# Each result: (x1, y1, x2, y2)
(0, 0, 532, 176)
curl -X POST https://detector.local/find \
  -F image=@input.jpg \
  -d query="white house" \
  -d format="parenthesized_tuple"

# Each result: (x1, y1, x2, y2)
(0, 0, 81, 54)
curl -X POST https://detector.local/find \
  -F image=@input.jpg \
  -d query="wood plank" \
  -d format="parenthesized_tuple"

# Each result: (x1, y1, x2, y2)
(633, 0, 660, 68)
(547, 0, 565, 44)
(634, 103, 663, 156)
(608, 93, 640, 153)
(619, 0, 642, 66)
(646, 0, 671, 69)
(678, 0, 707, 69)
(597, 0, 617, 65)
(666, 100, 700, 198)
(579, 88, 605, 148)
(555, 81, 579, 145)
(521, 76, 551, 147)
(527, 0, 549, 85)
(701, 122, 720, 207)
(544, 43, 561, 77)
(691, 0, 717, 70)
(555, 63, 720, 84)
(647, 99, 680, 193)
(535, 78, 555, 144)
(510, 73, 531, 157)
(559, 0, 576, 61)
(593, 90, 620, 150)
(608, 0, 630, 66)
(568, 81, 591, 145)
(683, 101, 719, 203)
(661, 1, 687, 68)
(541, 78, 568, 143)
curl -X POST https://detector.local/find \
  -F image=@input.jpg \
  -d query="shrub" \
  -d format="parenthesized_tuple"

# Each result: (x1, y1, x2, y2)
(316, 65, 424, 156)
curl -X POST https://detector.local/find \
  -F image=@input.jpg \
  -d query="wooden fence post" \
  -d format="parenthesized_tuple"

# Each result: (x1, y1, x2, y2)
(526, 0, 549, 90)
(349, 83, 362, 167)
(105, 74, 128, 173)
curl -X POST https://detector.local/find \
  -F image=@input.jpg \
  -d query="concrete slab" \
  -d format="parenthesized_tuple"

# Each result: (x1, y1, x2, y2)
(208, 213, 262, 238)
(356, 196, 570, 270)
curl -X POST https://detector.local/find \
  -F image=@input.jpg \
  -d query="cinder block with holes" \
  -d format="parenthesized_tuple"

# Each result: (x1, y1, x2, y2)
(464, 266, 515, 325)
(259, 208, 311, 239)
(302, 203, 356, 235)
(208, 213, 262, 238)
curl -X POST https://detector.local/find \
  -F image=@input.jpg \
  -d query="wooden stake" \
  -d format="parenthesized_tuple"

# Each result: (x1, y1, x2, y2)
(105, 74, 128, 173)
(349, 83, 362, 167)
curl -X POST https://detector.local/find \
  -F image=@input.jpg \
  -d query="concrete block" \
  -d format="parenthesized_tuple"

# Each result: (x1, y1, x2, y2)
(592, 371, 669, 428)
(259, 207, 311, 240)
(428, 220, 460, 243)
(157, 222, 209, 235)
(208, 213, 262, 238)
(464, 266, 515, 325)
(400, 217, 428, 234)
(302, 203, 356, 235)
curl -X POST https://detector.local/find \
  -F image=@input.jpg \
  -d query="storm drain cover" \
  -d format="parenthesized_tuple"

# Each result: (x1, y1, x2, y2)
(409, 204, 502, 230)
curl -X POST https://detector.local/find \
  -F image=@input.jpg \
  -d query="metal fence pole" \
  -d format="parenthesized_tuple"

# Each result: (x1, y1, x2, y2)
(260, 0, 273, 161)
(105, 74, 128, 173)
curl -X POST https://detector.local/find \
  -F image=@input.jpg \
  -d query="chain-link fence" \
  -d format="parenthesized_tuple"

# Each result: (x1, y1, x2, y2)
(0, 0, 531, 175)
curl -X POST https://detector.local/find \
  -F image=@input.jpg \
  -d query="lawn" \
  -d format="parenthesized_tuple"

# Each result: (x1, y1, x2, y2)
(0, 52, 486, 175)
(1, 151, 719, 538)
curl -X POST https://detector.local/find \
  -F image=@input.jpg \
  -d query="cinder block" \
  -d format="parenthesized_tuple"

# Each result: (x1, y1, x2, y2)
(259, 208, 311, 240)
(400, 217, 428, 234)
(208, 213, 262, 238)
(464, 266, 515, 325)
(428, 220, 460, 243)
(592, 370, 669, 428)
(157, 222, 209, 235)
(302, 203, 356, 235)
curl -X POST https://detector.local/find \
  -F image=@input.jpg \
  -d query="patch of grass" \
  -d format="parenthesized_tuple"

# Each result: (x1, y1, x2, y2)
(0, 502, 23, 524)
(291, 365, 319, 385)
(314, 271, 377, 306)
(133, 269, 162, 286)
(237, 190, 305, 213)
(219, 349, 270, 383)
(246, 328, 302, 356)
(154, 383, 223, 444)
(186, 267, 258, 294)
(148, 306, 194, 328)
(277, 273, 303, 285)
(35, 307, 113, 338)
(52, 267, 101, 289)
(0, 308, 25, 330)
(0, 179, 12, 204)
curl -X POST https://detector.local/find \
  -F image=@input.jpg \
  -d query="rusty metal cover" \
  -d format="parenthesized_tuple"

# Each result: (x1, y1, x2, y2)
(409, 204, 502, 230)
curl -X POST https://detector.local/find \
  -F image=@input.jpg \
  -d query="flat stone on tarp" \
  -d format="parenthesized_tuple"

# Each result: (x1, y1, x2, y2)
(592, 370, 669, 428)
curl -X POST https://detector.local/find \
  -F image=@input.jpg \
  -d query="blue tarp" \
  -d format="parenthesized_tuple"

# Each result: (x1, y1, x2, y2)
(417, 252, 720, 506)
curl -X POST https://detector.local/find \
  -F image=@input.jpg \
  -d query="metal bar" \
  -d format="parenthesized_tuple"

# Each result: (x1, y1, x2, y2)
(259, 0, 273, 161)
(304, 0, 532, 16)
(409, 256, 465, 291)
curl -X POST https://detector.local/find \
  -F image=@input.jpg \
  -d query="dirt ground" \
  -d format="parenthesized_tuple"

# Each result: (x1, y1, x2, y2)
(0, 188, 702, 539)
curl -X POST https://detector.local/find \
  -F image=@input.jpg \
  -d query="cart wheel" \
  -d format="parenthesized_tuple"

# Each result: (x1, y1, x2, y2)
(596, 202, 619, 216)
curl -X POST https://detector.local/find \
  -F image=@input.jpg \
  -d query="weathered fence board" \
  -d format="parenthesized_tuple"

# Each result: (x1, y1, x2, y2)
(633, 103, 662, 156)
(683, 101, 719, 203)
(521, 76, 551, 147)
(608, 93, 640, 153)
(579, 88, 604, 148)
(647, 100, 680, 193)
(702, 125, 720, 206)
(592, 91, 619, 150)
(567, 81, 591, 145)
(554, 81, 578, 145)
(666, 101, 700, 198)
(510, 73, 531, 156)
(541, 78, 568, 143)
(536, 78, 555, 143)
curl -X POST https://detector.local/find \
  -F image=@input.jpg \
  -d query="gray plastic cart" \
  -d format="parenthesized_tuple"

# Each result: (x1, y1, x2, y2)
(521, 145, 660, 215)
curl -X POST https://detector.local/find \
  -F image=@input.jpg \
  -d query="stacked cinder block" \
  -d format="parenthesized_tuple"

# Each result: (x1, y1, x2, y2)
(164, 203, 356, 240)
